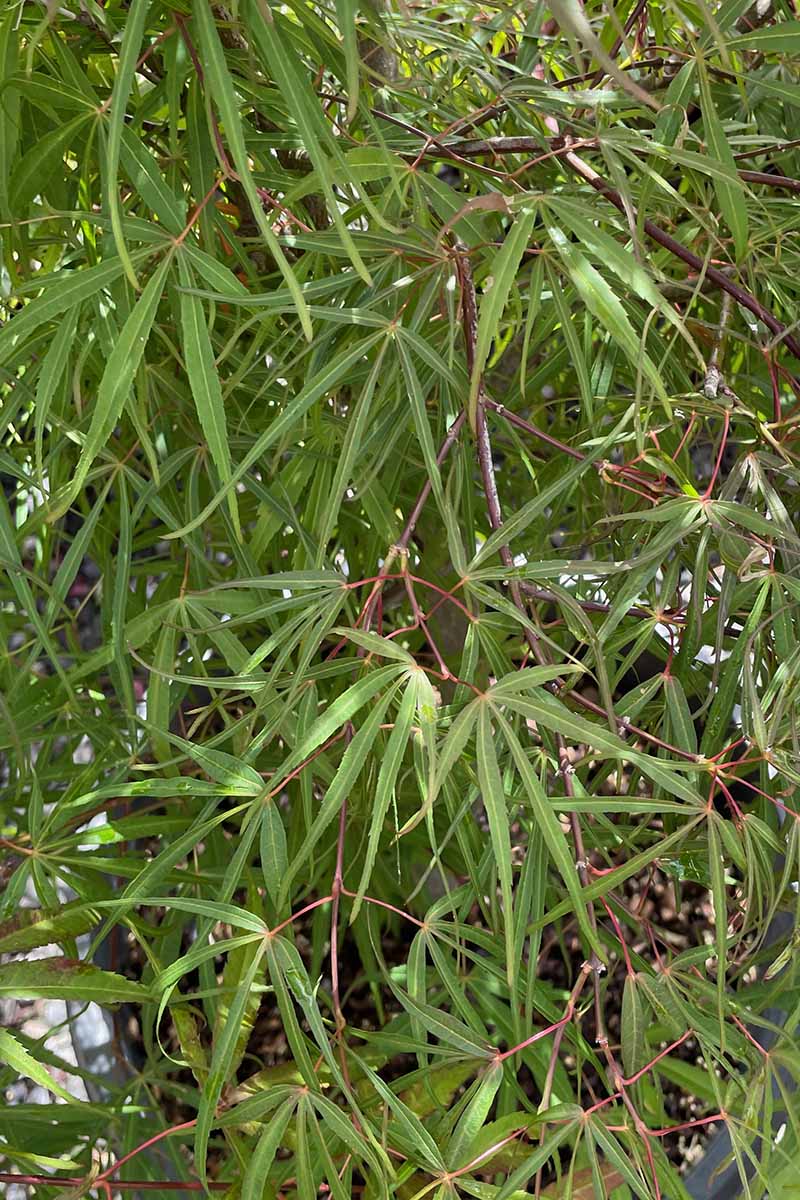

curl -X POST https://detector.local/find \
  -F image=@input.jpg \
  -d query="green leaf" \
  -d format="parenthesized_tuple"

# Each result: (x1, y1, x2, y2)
(447, 1062, 503, 1168)
(0, 9, 20, 218)
(350, 674, 417, 920)
(242, 1098, 296, 1200)
(0, 255, 136, 363)
(164, 331, 385, 537)
(316, 346, 387, 560)
(104, 0, 152, 289)
(0, 1029, 85, 1106)
(191, 0, 313, 338)
(470, 404, 633, 568)
(0, 903, 101, 954)
(308, 1090, 391, 1182)
(278, 681, 398, 898)
(396, 333, 446, 508)
(707, 814, 728, 1046)
(476, 704, 516, 985)
(194, 941, 266, 1187)
(353, 1054, 446, 1173)
(698, 61, 749, 260)
(495, 1120, 579, 1199)
(588, 1118, 651, 1200)
(621, 973, 646, 1079)
(498, 690, 703, 806)
(178, 254, 241, 537)
(276, 663, 403, 781)
(469, 206, 537, 427)
(156, 730, 265, 794)
(264, 939, 322, 1089)
(0, 959, 150, 1003)
(387, 982, 495, 1060)
(494, 710, 603, 957)
(33, 305, 79, 488)
(544, 220, 669, 406)
(330, 626, 415, 664)
(244, 0, 372, 286)
(9, 113, 92, 214)
(335, 0, 359, 122)
(664, 676, 697, 757)
(52, 254, 171, 516)
(728, 21, 800, 50)
(260, 799, 288, 905)
(544, 195, 704, 370)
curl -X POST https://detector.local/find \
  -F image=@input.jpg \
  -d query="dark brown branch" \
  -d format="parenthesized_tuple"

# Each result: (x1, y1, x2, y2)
(738, 169, 800, 192)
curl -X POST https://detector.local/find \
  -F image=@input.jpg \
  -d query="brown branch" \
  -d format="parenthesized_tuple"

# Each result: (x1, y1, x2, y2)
(408, 134, 800, 205)
(704, 291, 735, 400)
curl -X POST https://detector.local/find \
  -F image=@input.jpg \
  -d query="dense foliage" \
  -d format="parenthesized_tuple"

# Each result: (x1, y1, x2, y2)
(3, 0, 800, 1196)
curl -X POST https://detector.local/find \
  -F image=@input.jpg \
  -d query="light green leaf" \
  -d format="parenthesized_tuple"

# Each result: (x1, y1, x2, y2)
(447, 1062, 503, 1168)
(0, 1029, 85, 1106)
(621, 973, 646, 1078)
(330, 626, 415, 664)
